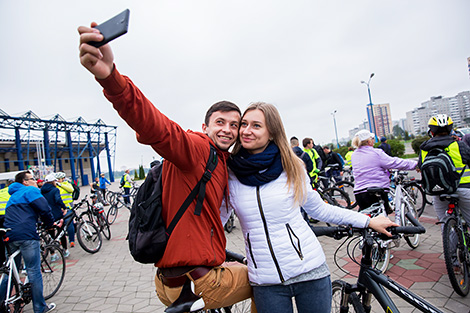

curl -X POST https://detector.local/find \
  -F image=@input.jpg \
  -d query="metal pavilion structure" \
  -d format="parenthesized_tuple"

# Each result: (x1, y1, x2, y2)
(0, 109, 117, 186)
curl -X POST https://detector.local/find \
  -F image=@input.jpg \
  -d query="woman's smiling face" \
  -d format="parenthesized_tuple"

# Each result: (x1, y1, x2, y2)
(239, 109, 271, 154)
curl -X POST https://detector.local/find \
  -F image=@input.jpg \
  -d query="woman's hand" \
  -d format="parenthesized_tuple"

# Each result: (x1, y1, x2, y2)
(368, 215, 399, 237)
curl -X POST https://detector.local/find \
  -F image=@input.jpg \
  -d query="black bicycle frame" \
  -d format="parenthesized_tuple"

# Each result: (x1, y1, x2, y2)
(353, 265, 443, 313)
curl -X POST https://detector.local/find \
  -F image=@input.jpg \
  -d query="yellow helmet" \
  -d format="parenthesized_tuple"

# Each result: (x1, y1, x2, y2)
(428, 114, 453, 135)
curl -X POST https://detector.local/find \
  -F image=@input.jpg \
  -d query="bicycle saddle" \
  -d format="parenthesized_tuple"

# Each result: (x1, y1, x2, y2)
(439, 193, 459, 201)
(366, 187, 387, 194)
(164, 279, 205, 313)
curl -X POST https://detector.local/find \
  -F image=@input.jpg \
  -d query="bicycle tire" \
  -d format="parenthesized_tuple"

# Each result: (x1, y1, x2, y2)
(334, 180, 358, 209)
(98, 213, 111, 240)
(224, 213, 235, 233)
(371, 241, 391, 273)
(404, 183, 426, 217)
(403, 201, 420, 249)
(41, 244, 66, 300)
(105, 190, 114, 204)
(107, 205, 118, 225)
(442, 217, 470, 296)
(0, 268, 21, 313)
(332, 280, 361, 313)
(77, 221, 102, 254)
(324, 187, 352, 209)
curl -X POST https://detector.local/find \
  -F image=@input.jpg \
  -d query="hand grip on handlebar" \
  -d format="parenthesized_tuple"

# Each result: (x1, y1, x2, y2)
(312, 226, 353, 240)
(391, 211, 426, 235)
(225, 250, 247, 265)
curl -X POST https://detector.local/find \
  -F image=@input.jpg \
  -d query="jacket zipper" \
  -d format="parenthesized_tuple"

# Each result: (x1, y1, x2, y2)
(246, 233, 258, 268)
(256, 186, 285, 282)
(210, 228, 217, 264)
(285, 223, 304, 260)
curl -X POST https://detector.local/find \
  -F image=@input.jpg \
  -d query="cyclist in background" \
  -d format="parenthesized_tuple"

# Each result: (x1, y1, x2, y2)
(55, 172, 75, 248)
(418, 114, 470, 224)
(351, 129, 417, 213)
(122, 169, 133, 207)
(0, 171, 56, 313)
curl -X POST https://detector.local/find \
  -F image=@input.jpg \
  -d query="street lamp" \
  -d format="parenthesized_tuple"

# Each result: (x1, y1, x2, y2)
(361, 73, 378, 142)
(331, 110, 340, 148)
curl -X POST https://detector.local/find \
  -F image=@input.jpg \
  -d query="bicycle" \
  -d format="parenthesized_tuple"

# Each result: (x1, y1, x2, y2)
(164, 250, 251, 313)
(313, 212, 444, 313)
(106, 191, 131, 225)
(80, 195, 111, 240)
(0, 228, 66, 312)
(439, 193, 470, 296)
(41, 198, 103, 254)
(389, 170, 429, 217)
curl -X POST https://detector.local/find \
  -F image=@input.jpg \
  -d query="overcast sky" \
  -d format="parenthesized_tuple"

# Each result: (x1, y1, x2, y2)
(1, 1, 469, 171)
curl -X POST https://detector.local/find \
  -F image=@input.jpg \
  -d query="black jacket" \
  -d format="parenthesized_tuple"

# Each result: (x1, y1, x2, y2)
(292, 146, 313, 173)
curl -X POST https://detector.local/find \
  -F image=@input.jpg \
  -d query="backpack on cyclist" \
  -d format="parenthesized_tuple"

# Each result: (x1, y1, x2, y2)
(120, 175, 125, 188)
(71, 182, 80, 200)
(421, 147, 464, 195)
(128, 145, 218, 264)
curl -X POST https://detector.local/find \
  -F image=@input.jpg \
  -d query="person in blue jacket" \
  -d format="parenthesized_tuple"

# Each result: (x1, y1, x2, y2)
(98, 173, 111, 203)
(0, 171, 56, 313)
(40, 173, 70, 258)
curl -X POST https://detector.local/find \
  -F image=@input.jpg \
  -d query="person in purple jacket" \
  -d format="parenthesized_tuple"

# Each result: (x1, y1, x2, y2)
(351, 130, 418, 213)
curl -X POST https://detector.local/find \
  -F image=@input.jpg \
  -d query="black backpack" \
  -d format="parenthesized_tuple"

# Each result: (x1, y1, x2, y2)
(120, 175, 125, 187)
(71, 183, 80, 200)
(128, 145, 218, 264)
(421, 147, 464, 195)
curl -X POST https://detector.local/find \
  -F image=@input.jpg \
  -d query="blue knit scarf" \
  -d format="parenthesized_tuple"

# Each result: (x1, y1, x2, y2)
(228, 142, 283, 186)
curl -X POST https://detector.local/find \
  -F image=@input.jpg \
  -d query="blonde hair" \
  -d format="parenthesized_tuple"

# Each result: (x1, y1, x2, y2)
(352, 136, 372, 148)
(233, 102, 307, 206)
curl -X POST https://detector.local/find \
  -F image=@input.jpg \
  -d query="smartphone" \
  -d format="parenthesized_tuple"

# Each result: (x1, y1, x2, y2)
(89, 9, 130, 48)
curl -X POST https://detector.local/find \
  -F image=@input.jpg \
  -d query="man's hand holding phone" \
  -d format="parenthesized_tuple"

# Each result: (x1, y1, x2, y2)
(78, 23, 115, 79)
(78, 9, 129, 79)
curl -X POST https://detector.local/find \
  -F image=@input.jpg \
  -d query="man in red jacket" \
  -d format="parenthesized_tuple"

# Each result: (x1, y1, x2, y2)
(78, 23, 255, 311)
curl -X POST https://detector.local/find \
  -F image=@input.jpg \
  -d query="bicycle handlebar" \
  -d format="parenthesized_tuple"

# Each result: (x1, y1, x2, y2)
(225, 250, 247, 265)
(312, 211, 426, 240)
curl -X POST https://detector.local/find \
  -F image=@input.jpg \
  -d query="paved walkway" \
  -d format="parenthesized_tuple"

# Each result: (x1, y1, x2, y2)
(21, 184, 470, 312)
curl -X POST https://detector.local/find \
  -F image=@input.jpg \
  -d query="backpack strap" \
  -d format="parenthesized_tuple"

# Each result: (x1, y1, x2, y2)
(166, 144, 219, 236)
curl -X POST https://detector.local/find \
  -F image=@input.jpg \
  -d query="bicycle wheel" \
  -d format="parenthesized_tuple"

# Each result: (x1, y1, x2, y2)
(334, 180, 357, 209)
(403, 201, 420, 249)
(442, 217, 470, 296)
(105, 190, 114, 204)
(98, 213, 111, 240)
(404, 183, 427, 217)
(107, 205, 118, 225)
(222, 298, 251, 313)
(332, 280, 359, 313)
(77, 221, 102, 254)
(0, 268, 21, 313)
(41, 244, 66, 300)
(323, 187, 352, 209)
(371, 241, 391, 273)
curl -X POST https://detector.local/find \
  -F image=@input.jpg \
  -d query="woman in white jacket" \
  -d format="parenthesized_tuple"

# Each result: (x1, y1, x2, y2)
(221, 102, 396, 313)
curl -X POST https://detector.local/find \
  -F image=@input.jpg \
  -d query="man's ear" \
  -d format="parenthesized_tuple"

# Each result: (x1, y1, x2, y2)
(202, 123, 208, 134)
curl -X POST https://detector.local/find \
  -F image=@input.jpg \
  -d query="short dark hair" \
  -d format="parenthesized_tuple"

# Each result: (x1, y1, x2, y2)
(302, 137, 313, 148)
(15, 171, 31, 183)
(204, 101, 241, 126)
(290, 137, 299, 146)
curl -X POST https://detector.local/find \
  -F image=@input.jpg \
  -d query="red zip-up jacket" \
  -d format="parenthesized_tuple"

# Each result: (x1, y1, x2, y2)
(97, 67, 230, 268)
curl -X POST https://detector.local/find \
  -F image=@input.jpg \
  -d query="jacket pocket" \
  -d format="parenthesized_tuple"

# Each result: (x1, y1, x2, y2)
(246, 233, 257, 268)
(286, 223, 304, 260)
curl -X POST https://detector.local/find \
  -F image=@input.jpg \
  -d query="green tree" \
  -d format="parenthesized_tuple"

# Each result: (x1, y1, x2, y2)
(334, 146, 349, 158)
(374, 139, 405, 157)
(134, 170, 139, 180)
(139, 165, 145, 179)
(411, 135, 430, 154)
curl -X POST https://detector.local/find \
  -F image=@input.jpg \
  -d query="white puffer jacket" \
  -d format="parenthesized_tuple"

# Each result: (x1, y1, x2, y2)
(221, 170, 369, 285)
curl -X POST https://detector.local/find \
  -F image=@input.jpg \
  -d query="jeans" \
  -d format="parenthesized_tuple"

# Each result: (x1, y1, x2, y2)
(252, 276, 331, 313)
(63, 210, 75, 244)
(0, 240, 47, 313)
(123, 187, 130, 205)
